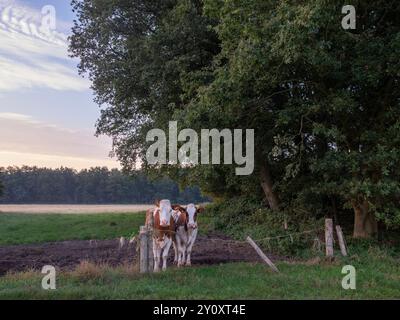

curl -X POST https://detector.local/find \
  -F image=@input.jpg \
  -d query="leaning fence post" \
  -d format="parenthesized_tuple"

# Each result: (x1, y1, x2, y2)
(246, 236, 279, 273)
(335, 225, 348, 256)
(325, 218, 334, 257)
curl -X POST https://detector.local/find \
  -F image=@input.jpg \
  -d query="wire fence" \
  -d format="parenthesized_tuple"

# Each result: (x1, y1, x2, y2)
(205, 228, 324, 245)
(0, 226, 326, 263)
(115, 225, 325, 250)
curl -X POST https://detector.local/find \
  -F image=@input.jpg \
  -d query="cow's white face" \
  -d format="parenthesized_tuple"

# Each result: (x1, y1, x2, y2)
(186, 204, 198, 229)
(159, 199, 173, 227)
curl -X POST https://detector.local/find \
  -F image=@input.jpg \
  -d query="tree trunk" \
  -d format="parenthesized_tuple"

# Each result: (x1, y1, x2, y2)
(260, 163, 280, 211)
(352, 199, 378, 238)
(331, 197, 339, 225)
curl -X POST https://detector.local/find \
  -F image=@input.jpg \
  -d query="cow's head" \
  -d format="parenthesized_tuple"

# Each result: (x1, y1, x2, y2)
(186, 204, 204, 229)
(158, 199, 173, 227)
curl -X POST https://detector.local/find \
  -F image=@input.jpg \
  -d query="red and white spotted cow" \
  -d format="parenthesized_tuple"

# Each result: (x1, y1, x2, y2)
(171, 203, 204, 266)
(171, 205, 188, 267)
(151, 199, 176, 272)
(184, 204, 203, 266)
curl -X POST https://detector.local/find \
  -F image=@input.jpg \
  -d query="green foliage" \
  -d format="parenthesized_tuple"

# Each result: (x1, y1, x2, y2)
(197, 0, 400, 229)
(0, 212, 146, 245)
(204, 196, 400, 257)
(70, 0, 220, 173)
(346, 235, 400, 258)
(0, 166, 207, 204)
(70, 0, 400, 235)
(205, 197, 323, 256)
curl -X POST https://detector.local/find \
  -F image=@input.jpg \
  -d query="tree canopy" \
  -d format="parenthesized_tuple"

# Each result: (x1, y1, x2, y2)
(70, 0, 400, 238)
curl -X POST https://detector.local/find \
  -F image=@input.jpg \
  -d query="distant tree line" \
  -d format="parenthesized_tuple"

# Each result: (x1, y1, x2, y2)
(0, 166, 208, 204)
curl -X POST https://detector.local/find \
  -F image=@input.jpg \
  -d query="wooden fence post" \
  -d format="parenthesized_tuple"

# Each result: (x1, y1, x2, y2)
(246, 236, 279, 273)
(147, 226, 154, 272)
(335, 225, 348, 256)
(312, 237, 322, 253)
(325, 218, 334, 257)
(139, 225, 154, 273)
(148, 212, 154, 272)
(139, 226, 149, 273)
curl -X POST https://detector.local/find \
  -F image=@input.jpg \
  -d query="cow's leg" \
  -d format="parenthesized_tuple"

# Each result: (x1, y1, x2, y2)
(180, 241, 186, 268)
(153, 239, 161, 272)
(176, 236, 182, 267)
(175, 230, 186, 267)
(172, 240, 178, 264)
(162, 238, 172, 271)
(177, 235, 186, 267)
(186, 229, 198, 266)
(181, 231, 188, 267)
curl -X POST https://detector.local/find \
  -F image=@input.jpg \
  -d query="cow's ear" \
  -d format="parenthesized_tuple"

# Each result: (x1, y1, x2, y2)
(197, 206, 205, 213)
(155, 199, 160, 207)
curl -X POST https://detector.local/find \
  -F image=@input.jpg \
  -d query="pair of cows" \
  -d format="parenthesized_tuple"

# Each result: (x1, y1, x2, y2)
(145, 199, 204, 272)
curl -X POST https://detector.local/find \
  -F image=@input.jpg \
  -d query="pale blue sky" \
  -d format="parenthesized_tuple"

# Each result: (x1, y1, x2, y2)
(0, 0, 120, 169)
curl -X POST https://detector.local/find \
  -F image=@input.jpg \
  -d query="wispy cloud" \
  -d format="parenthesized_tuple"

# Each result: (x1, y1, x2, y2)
(0, 0, 89, 92)
(0, 2, 115, 169)
(0, 111, 35, 121)
(0, 54, 88, 91)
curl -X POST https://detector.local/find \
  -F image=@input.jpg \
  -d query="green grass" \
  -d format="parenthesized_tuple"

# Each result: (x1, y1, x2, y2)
(0, 211, 398, 299)
(1, 251, 399, 299)
(0, 212, 146, 245)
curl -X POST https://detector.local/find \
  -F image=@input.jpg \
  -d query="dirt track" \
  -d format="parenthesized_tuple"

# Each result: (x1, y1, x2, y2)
(0, 233, 271, 275)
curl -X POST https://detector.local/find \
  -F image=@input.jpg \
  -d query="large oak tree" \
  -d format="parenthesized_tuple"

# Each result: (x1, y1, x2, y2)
(70, 0, 400, 238)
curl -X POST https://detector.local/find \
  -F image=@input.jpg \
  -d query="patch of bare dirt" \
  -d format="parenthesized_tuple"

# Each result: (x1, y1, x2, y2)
(0, 233, 279, 275)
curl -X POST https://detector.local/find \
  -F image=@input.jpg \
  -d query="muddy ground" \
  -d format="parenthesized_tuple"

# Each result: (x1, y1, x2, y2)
(0, 233, 275, 275)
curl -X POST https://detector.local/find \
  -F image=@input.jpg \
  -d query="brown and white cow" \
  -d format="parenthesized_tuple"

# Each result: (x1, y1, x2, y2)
(171, 205, 188, 267)
(151, 199, 176, 272)
(170, 203, 204, 266)
(184, 203, 203, 266)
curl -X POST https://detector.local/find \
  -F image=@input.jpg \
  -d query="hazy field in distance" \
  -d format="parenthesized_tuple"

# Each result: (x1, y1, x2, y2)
(0, 204, 152, 214)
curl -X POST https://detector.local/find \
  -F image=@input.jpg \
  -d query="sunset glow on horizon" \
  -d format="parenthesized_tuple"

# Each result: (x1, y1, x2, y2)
(0, 0, 120, 170)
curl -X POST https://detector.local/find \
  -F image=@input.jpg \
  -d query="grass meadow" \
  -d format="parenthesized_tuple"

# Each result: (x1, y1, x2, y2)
(0, 212, 146, 245)
(1, 256, 399, 299)
(0, 209, 399, 299)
